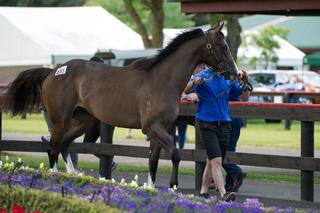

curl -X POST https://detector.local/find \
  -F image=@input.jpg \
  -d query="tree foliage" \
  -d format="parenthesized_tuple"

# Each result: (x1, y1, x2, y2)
(86, 0, 194, 48)
(244, 26, 289, 69)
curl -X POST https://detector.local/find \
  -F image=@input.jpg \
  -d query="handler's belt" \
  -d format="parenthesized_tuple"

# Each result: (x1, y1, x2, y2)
(198, 120, 230, 128)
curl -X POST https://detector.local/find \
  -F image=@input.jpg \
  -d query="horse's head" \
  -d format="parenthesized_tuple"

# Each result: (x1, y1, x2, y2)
(200, 23, 239, 80)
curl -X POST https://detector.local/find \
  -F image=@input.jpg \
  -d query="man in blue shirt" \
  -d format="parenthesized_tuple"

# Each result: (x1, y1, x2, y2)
(184, 67, 248, 202)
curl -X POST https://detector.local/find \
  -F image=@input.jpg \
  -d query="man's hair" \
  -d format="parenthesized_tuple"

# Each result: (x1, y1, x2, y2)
(90, 56, 104, 63)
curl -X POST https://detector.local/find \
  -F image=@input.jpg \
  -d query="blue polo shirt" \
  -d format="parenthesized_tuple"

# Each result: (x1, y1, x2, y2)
(191, 69, 242, 122)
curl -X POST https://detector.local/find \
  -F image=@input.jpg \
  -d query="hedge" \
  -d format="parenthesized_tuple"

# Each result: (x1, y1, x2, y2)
(0, 186, 119, 213)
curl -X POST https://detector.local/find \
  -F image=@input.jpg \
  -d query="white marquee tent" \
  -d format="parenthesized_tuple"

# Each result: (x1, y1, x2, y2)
(0, 6, 144, 67)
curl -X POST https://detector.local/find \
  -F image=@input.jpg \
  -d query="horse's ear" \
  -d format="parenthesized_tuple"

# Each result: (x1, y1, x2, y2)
(218, 22, 224, 32)
(212, 22, 224, 32)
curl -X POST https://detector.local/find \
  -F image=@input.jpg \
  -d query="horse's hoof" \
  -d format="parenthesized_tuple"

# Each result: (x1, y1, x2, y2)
(170, 181, 178, 189)
(147, 173, 155, 188)
(41, 136, 51, 143)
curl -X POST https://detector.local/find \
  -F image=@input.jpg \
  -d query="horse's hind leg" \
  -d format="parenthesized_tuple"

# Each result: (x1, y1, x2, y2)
(146, 122, 180, 188)
(60, 108, 97, 173)
(49, 123, 68, 172)
(148, 140, 161, 187)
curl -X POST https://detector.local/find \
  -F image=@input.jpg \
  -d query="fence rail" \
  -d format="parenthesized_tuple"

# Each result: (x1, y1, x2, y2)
(0, 101, 319, 202)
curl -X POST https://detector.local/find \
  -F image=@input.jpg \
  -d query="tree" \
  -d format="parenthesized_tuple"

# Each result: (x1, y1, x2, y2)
(86, 0, 195, 48)
(123, 0, 163, 48)
(244, 26, 289, 69)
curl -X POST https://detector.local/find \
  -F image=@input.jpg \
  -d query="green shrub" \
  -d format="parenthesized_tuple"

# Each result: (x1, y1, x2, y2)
(0, 186, 119, 213)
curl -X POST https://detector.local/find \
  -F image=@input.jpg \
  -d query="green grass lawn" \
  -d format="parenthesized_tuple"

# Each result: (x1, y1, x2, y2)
(2, 113, 320, 149)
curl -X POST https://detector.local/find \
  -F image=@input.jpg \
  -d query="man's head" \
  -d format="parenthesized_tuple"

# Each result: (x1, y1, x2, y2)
(90, 56, 104, 63)
(194, 63, 206, 75)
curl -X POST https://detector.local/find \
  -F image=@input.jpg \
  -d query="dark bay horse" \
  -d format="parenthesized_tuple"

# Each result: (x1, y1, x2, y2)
(5, 23, 239, 187)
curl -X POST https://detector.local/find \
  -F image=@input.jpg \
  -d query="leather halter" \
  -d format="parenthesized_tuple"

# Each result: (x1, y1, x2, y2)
(202, 29, 253, 92)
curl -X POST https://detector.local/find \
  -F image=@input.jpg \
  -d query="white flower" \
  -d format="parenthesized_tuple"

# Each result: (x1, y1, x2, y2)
(120, 178, 126, 184)
(143, 183, 147, 188)
(39, 162, 44, 169)
(0, 160, 2, 167)
(168, 187, 175, 193)
(134, 174, 139, 182)
(17, 158, 22, 163)
(99, 177, 107, 182)
(5, 156, 9, 161)
(130, 180, 138, 187)
(111, 178, 116, 183)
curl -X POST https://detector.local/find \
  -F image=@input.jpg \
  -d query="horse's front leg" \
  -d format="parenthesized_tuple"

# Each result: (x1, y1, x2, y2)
(148, 140, 161, 187)
(146, 122, 180, 188)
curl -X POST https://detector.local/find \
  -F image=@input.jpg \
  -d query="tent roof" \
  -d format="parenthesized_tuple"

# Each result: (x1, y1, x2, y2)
(0, 6, 144, 66)
(304, 52, 320, 66)
(240, 15, 320, 49)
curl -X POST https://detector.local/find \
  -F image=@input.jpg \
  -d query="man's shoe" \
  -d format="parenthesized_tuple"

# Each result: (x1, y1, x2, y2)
(221, 192, 236, 202)
(111, 162, 118, 171)
(232, 172, 247, 192)
(225, 186, 233, 193)
(199, 192, 210, 199)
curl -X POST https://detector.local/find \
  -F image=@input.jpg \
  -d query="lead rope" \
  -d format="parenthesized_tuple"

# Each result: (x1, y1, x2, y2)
(192, 72, 252, 101)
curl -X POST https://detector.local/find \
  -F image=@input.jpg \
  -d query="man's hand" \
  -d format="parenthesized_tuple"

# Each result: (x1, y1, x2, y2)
(192, 77, 205, 86)
(181, 93, 199, 102)
(239, 70, 248, 82)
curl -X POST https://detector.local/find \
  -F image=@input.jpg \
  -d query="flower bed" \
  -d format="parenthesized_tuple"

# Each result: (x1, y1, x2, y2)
(0, 157, 314, 213)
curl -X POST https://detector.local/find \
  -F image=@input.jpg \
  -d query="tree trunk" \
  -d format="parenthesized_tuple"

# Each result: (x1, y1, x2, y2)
(225, 15, 242, 62)
(73, 0, 86, 6)
(192, 14, 207, 26)
(123, 0, 152, 48)
(142, 0, 164, 48)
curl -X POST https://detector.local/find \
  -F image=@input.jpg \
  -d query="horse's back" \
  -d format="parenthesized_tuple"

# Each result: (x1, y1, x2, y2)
(46, 59, 145, 128)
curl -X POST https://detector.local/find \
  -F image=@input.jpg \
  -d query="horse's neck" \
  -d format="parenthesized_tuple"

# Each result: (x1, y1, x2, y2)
(160, 37, 204, 94)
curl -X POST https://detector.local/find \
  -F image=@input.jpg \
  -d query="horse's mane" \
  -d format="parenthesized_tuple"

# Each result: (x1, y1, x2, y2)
(136, 28, 204, 71)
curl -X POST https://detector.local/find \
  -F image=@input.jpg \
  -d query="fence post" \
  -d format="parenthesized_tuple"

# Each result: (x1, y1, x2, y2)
(195, 120, 205, 191)
(284, 94, 291, 130)
(0, 110, 2, 159)
(99, 123, 115, 179)
(0, 110, 2, 141)
(301, 121, 314, 201)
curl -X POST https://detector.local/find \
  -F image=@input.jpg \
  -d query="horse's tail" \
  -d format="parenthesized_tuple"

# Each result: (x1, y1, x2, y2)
(3, 67, 53, 116)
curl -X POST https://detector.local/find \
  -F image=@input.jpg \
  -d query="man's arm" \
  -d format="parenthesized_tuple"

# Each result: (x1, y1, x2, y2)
(183, 77, 205, 94)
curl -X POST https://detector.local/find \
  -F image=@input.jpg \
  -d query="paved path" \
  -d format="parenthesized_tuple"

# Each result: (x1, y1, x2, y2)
(2, 132, 320, 208)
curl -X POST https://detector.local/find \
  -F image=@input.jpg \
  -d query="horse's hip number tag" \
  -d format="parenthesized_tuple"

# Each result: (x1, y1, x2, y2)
(55, 66, 67, 76)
